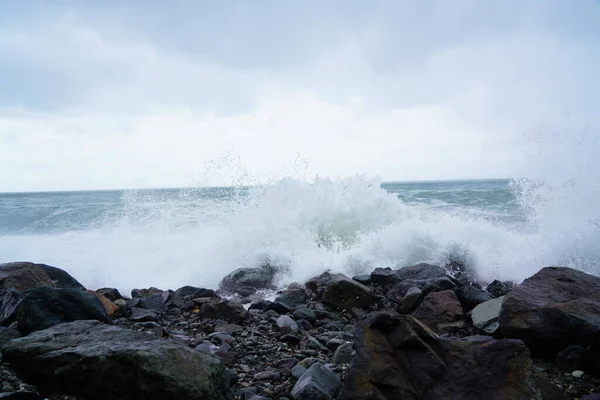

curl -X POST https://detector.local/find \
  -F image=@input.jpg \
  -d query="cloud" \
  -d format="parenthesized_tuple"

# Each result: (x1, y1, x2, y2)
(0, 1, 599, 191)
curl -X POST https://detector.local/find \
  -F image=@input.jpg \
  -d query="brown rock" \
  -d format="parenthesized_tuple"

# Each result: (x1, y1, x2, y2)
(0, 262, 55, 291)
(322, 274, 373, 310)
(87, 290, 119, 319)
(411, 290, 463, 332)
(498, 266, 600, 358)
(338, 311, 568, 400)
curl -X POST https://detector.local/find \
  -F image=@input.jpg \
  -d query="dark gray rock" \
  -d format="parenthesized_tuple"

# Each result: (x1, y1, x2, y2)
(352, 275, 371, 285)
(395, 263, 446, 281)
(486, 279, 515, 298)
(96, 287, 123, 302)
(131, 287, 163, 298)
(498, 267, 600, 358)
(0, 289, 24, 326)
(2, 320, 233, 400)
(280, 334, 301, 345)
(322, 274, 372, 310)
(370, 267, 396, 286)
(305, 271, 336, 292)
(0, 392, 44, 399)
(129, 307, 159, 323)
(454, 285, 493, 312)
(291, 362, 341, 400)
(175, 286, 219, 299)
(13, 287, 110, 335)
(338, 311, 567, 400)
(0, 326, 20, 348)
(274, 289, 307, 308)
(219, 264, 278, 295)
(411, 290, 463, 333)
(37, 264, 85, 290)
(293, 308, 316, 322)
(331, 343, 353, 364)
(266, 301, 294, 315)
(277, 315, 298, 332)
(398, 287, 422, 314)
(291, 365, 308, 379)
(199, 299, 248, 324)
(253, 371, 280, 381)
(556, 345, 588, 373)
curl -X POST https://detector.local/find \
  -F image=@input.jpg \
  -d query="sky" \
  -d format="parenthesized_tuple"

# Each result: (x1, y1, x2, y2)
(0, 0, 599, 192)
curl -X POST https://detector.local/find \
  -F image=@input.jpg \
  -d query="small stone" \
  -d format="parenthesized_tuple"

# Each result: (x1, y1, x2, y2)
(254, 371, 281, 381)
(129, 307, 158, 322)
(277, 315, 298, 332)
(290, 362, 341, 399)
(399, 287, 422, 313)
(325, 338, 344, 351)
(331, 343, 353, 364)
(280, 334, 301, 345)
(293, 308, 316, 322)
(291, 365, 307, 379)
(572, 370, 584, 378)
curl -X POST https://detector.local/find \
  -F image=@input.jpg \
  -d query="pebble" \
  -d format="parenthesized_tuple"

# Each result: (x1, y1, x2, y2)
(573, 370, 585, 378)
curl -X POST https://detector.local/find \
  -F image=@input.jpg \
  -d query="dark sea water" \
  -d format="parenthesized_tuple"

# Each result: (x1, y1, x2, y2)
(0, 177, 598, 293)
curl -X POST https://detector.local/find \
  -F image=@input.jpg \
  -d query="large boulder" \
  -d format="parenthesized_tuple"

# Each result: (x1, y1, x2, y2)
(395, 263, 446, 281)
(290, 362, 341, 400)
(0, 262, 55, 291)
(219, 264, 278, 296)
(453, 285, 493, 312)
(498, 267, 600, 358)
(175, 286, 219, 299)
(198, 299, 247, 324)
(1, 320, 233, 400)
(322, 274, 373, 310)
(338, 311, 567, 400)
(11, 287, 111, 334)
(274, 289, 308, 308)
(411, 290, 463, 332)
(36, 263, 85, 290)
(0, 288, 24, 326)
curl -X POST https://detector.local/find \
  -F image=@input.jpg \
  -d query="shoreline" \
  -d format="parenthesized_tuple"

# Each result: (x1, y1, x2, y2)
(1, 261, 600, 399)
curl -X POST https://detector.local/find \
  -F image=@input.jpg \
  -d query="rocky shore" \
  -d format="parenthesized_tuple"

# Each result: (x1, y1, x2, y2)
(2, 261, 600, 399)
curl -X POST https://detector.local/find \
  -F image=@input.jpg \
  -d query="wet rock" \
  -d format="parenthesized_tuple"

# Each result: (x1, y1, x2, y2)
(2, 320, 233, 399)
(556, 345, 588, 373)
(96, 287, 123, 302)
(471, 296, 504, 334)
(215, 342, 237, 366)
(352, 275, 371, 285)
(36, 264, 86, 290)
(131, 287, 163, 298)
(277, 315, 298, 332)
(322, 274, 372, 310)
(411, 290, 463, 332)
(325, 338, 345, 351)
(486, 279, 515, 298)
(291, 365, 308, 379)
(331, 343, 353, 364)
(280, 334, 301, 345)
(274, 289, 307, 308)
(498, 266, 600, 358)
(398, 287, 422, 314)
(386, 277, 457, 300)
(0, 289, 24, 326)
(0, 262, 55, 291)
(254, 371, 280, 381)
(293, 308, 316, 322)
(305, 271, 336, 292)
(199, 299, 248, 324)
(454, 285, 493, 312)
(395, 263, 446, 281)
(338, 311, 567, 400)
(219, 264, 278, 295)
(370, 267, 396, 286)
(129, 307, 158, 322)
(0, 326, 20, 347)
(12, 287, 110, 335)
(291, 362, 341, 400)
(266, 302, 294, 315)
(175, 286, 219, 299)
(249, 300, 272, 311)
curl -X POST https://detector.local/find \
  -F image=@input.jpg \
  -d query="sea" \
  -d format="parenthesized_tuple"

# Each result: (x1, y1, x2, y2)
(1, 177, 599, 295)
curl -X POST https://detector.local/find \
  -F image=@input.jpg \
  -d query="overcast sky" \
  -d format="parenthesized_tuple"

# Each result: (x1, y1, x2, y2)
(0, 0, 599, 191)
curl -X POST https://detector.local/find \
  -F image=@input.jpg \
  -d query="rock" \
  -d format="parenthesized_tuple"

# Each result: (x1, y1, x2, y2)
(370, 267, 396, 286)
(219, 264, 278, 295)
(293, 308, 316, 322)
(277, 315, 298, 332)
(209, 332, 235, 345)
(0, 262, 55, 291)
(215, 343, 237, 366)
(556, 345, 588, 373)
(129, 307, 158, 322)
(113, 299, 127, 308)
(36, 264, 85, 290)
(322, 274, 373, 310)
(2, 320, 233, 399)
(471, 296, 504, 334)
(411, 290, 463, 332)
(498, 266, 600, 358)
(291, 362, 341, 400)
(573, 370, 585, 378)
(199, 299, 248, 323)
(395, 263, 446, 281)
(352, 275, 371, 285)
(267, 302, 293, 315)
(326, 338, 345, 351)
(398, 287, 422, 314)
(214, 323, 243, 335)
(274, 289, 307, 308)
(96, 287, 123, 302)
(0, 392, 44, 399)
(486, 279, 515, 298)
(253, 371, 280, 381)
(131, 287, 163, 298)
(0, 289, 24, 326)
(291, 365, 308, 379)
(0, 326, 20, 348)
(87, 290, 119, 319)
(280, 334, 301, 345)
(331, 343, 353, 364)
(305, 271, 336, 292)
(338, 311, 567, 400)
(385, 277, 457, 300)
(175, 286, 219, 299)
(454, 285, 493, 312)
(12, 287, 110, 335)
